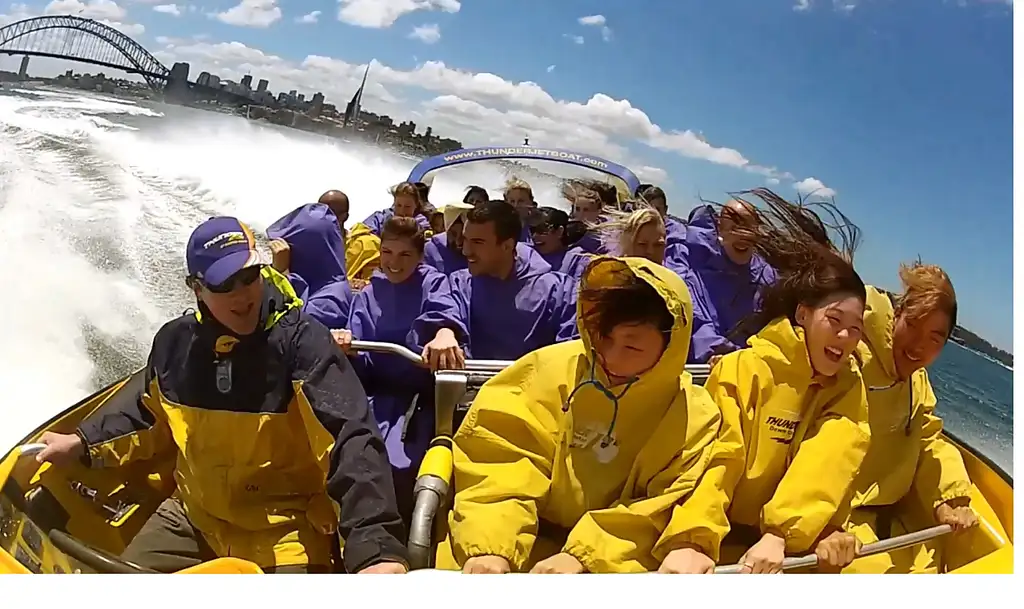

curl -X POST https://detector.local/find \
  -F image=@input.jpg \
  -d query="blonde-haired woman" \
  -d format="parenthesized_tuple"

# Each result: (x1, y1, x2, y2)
(594, 204, 669, 266)
(503, 177, 537, 242)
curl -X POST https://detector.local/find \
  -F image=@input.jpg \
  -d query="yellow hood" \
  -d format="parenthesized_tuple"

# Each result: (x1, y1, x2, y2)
(447, 255, 742, 572)
(576, 256, 693, 388)
(859, 285, 899, 383)
(747, 317, 818, 384)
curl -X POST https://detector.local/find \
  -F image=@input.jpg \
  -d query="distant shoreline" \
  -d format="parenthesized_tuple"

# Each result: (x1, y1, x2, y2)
(949, 328, 1013, 368)
(4, 82, 1010, 361)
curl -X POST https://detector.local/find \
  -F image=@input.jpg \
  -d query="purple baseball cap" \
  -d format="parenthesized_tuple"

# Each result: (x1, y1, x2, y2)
(186, 216, 264, 286)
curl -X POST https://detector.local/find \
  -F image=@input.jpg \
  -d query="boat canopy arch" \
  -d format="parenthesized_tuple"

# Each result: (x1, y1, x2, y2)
(407, 146, 642, 199)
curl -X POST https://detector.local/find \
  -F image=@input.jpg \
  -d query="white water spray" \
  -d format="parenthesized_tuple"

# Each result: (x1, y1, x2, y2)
(0, 87, 570, 450)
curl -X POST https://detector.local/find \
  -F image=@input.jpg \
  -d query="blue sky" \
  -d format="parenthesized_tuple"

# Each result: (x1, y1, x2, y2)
(0, 0, 1014, 349)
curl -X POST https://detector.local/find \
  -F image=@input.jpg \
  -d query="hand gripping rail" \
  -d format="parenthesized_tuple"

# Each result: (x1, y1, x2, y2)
(713, 524, 953, 573)
(19, 343, 713, 571)
(349, 339, 712, 379)
(346, 341, 714, 569)
(15, 442, 953, 573)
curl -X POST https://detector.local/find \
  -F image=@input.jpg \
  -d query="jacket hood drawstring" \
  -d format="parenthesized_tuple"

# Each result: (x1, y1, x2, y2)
(867, 380, 914, 435)
(562, 352, 638, 448)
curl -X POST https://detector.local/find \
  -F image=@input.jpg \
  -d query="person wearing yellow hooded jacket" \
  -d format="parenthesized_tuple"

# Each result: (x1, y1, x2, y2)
(840, 262, 976, 574)
(35, 216, 408, 574)
(703, 189, 871, 574)
(434, 256, 747, 574)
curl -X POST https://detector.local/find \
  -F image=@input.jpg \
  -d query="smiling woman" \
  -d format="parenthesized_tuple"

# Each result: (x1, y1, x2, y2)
(702, 188, 872, 574)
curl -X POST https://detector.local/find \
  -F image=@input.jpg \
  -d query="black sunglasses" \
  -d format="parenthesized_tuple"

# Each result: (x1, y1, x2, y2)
(200, 265, 263, 294)
(530, 223, 563, 235)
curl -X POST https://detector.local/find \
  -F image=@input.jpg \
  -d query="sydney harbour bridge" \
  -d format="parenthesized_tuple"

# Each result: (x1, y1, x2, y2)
(0, 15, 248, 103)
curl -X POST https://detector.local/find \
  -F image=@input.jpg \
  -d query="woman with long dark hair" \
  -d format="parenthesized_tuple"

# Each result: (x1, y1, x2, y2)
(705, 188, 871, 574)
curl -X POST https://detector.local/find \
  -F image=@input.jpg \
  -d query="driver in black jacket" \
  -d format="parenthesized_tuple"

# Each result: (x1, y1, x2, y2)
(37, 216, 409, 574)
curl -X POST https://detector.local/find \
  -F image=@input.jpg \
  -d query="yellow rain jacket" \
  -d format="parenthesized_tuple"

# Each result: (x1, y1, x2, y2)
(849, 286, 972, 513)
(345, 222, 381, 282)
(706, 318, 870, 554)
(441, 257, 746, 573)
(76, 268, 407, 572)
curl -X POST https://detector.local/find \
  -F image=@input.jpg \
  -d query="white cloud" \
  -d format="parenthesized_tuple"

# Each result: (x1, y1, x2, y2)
(409, 23, 441, 44)
(153, 3, 181, 16)
(0, 3, 33, 26)
(296, 10, 320, 24)
(546, 64, 555, 73)
(214, 0, 281, 28)
(578, 13, 612, 42)
(337, 0, 460, 29)
(30, 1, 146, 36)
(153, 40, 821, 189)
(793, 177, 837, 198)
(766, 177, 781, 186)
(793, 0, 859, 12)
(566, 34, 584, 45)
(45, 0, 126, 20)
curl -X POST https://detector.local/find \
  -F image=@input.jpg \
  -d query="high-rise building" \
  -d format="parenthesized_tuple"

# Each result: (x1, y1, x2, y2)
(197, 71, 211, 86)
(241, 74, 252, 89)
(18, 56, 29, 78)
(256, 78, 268, 92)
(298, 93, 305, 103)
(309, 92, 324, 118)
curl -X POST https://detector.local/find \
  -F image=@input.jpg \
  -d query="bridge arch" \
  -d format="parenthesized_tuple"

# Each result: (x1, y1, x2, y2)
(0, 15, 170, 89)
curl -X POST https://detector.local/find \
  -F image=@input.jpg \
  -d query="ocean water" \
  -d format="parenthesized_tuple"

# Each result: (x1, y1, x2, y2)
(0, 85, 1013, 477)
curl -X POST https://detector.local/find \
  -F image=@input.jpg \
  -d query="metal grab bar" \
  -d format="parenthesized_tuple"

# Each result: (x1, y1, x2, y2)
(17, 443, 47, 458)
(349, 340, 509, 372)
(713, 524, 953, 574)
(349, 339, 713, 377)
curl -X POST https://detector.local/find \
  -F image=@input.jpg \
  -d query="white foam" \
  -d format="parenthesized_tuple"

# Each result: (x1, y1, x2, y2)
(0, 88, 569, 450)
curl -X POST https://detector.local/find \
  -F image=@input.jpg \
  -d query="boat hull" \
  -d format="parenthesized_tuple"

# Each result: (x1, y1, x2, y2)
(0, 371, 1014, 574)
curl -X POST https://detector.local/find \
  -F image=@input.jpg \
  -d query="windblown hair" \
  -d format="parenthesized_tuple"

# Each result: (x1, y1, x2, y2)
(895, 260, 958, 336)
(389, 181, 423, 210)
(637, 185, 666, 205)
(562, 179, 603, 210)
(503, 177, 534, 200)
(563, 178, 620, 210)
(412, 182, 434, 215)
(592, 202, 664, 257)
(726, 188, 866, 332)
(381, 216, 427, 253)
(580, 259, 674, 340)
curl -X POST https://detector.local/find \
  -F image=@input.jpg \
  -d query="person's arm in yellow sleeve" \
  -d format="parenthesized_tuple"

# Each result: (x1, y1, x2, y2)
(761, 375, 871, 553)
(559, 375, 746, 573)
(449, 354, 557, 572)
(654, 384, 747, 565)
(910, 371, 973, 513)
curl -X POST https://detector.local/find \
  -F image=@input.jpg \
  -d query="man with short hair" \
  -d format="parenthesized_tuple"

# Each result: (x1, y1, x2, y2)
(451, 200, 578, 360)
(36, 216, 409, 574)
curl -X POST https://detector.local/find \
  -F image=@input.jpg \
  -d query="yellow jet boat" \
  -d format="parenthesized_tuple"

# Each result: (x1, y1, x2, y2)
(0, 341, 1012, 574)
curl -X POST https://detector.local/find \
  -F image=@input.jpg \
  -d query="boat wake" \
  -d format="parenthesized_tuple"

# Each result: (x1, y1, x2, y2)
(0, 86, 570, 452)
